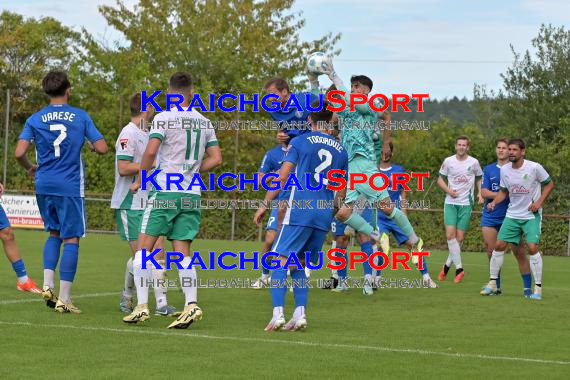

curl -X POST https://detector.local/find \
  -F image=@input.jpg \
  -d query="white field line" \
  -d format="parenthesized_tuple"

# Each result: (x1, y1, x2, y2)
(0, 292, 119, 305)
(0, 321, 568, 366)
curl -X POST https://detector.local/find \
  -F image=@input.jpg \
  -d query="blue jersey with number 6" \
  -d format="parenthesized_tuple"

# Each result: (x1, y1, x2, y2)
(282, 131, 348, 231)
(19, 104, 104, 197)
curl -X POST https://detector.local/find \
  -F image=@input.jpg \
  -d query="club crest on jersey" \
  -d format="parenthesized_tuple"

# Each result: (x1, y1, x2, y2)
(120, 138, 128, 150)
(523, 173, 529, 180)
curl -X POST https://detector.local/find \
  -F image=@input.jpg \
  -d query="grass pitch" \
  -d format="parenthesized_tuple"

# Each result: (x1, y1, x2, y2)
(1, 230, 569, 379)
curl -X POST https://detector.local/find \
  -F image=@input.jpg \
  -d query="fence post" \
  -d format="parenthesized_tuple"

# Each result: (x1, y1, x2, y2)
(3, 89, 10, 185)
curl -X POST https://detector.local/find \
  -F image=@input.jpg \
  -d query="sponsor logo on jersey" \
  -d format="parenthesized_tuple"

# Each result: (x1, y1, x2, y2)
(511, 185, 529, 194)
(453, 174, 470, 183)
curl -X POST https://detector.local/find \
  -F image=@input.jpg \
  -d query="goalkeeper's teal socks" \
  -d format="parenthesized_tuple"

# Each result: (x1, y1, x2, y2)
(344, 212, 373, 236)
(388, 209, 418, 243)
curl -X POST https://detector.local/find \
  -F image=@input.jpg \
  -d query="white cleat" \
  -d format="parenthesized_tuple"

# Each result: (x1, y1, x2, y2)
(362, 284, 374, 296)
(331, 283, 349, 293)
(423, 278, 439, 288)
(283, 317, 307, 331)
(264, 315, 286, 332)
(343, 225, 356, 237)
(379, 233, 390, 254)
(251, 276, 270, 290)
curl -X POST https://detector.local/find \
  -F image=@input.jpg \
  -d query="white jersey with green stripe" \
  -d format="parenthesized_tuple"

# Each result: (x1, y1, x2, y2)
(111, 122, 149, 210)
(500, 159, 551, 220)
(149, 107, 218, 195)
(439, 155, 483, 206)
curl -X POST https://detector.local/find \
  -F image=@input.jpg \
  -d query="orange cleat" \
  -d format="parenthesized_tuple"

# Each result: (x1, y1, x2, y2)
(17, 278, 42, 294)
(453, 271, 465, 284)
(438, 266, 447, 281)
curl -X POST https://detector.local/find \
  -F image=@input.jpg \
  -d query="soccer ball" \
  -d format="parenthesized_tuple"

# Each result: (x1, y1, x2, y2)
(306, 52, 333, 75)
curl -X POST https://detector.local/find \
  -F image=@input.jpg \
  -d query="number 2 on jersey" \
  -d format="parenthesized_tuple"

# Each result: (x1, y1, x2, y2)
(50, 124, 67, 158)
(185, 129, 202, 160)
(314, 149, 332, 185)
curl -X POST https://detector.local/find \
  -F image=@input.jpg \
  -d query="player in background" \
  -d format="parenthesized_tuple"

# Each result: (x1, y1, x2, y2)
(111, 93, 178, 316)
(254, 100, 348, 331)
(313, 66, 424, 288)
(251, 130, 290, 289)
(0, 182, 42, 293)
(374, 143, 438, 288)
(479, 138, 527, 295)
(124, 72, 222, 328)
(436, 136, 483, 283)
(481, 139, 554, 300)
(15, 71, 108, 313)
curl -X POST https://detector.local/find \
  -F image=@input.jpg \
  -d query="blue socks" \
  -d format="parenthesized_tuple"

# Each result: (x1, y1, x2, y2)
(270, 267, 288, 307)
(43, 236, 63, 271)
(496, 273, 501, 289)
(522, 272, 532, 290)
(12, 259, 27, 280)
(416, 257, 428, 276)
(360, 241, 373, 276)
(336, 246, 348, 279)
(60, 243, 79, 282)
(291, 268, 308, 308)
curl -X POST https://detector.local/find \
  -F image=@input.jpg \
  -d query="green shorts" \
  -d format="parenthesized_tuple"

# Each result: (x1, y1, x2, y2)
(140, 192, 201, 241)
(444, 203, 472, 231)
(346, 155, 390, 204)
(116, 209, 143, 241)
(498, 215, 541, 244)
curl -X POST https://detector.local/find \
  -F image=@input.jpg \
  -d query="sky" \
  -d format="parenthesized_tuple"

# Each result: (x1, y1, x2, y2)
(3, 0, 569, 99)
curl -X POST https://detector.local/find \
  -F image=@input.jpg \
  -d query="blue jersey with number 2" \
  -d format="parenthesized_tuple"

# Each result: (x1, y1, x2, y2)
(19, 104, 104, 197)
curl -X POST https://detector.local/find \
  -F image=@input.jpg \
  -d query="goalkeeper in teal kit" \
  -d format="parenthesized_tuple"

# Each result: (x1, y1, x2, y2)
(310, 61, 424, 264)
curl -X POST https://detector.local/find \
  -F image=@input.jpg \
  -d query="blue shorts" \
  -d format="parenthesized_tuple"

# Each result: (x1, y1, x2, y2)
(481, 215, 504, 230)
(378, 217, 408, 246)
(0, 205, 11, 230)
(272, 224, 328, 265)
(36, 195, 86, 239)
(331, 218, 348, 237)
(266, 207, 279, 231)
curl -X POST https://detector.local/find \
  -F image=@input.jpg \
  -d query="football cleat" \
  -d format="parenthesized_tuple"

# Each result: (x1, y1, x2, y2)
(480, 281, 498, 296)
(437, 266, 447, 281)
(123, 304, 150, 323)
(264, 314, 286, 332)
(251, 276, 270, 290)
(331, 282, 349, 293)
(343, 225, 355, 237)
(528, 293, 542, 300)
(523, 288, 532, 297)
(55, 299, 82, 314)
(17, 278, 42, 294)
(362, 284, 374, 296)
(119, 295, 134, 313)
(42, 286, 58, 308)
(155, 304, 180, 317)
(423, 278, 439, 288)
(379, 233, 390, 255)
(167, 304, 203, 329)
(283, 317, 307, 332)
(321, 276, 339, 290)
(453, 271, 465, 284)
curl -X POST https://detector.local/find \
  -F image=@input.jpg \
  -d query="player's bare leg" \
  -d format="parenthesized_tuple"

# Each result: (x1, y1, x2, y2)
(0, 226, 41, 294)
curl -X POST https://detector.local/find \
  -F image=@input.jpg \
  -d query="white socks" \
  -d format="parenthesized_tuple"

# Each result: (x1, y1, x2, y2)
(150, 262, 167, 308)
(273, 306, 284, 318)
(59, 280, 72, 303)
(490, 250, 505, 279)
(293, 306, 305, 319)
(446, 239, 462, 268)
(44, 269, 55, 288)
(133, 250, 151, 305)
(123, 257, 134, 298)
(179, 256, 197, 306)
(530, 252, 543, 287)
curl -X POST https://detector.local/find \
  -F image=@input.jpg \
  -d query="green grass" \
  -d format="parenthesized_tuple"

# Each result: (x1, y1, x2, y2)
(1, 230, 569, 379)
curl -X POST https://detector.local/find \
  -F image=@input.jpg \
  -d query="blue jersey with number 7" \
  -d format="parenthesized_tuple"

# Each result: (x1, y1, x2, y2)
(19, 104, 104, 197)
(282, 131, 348, 231)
